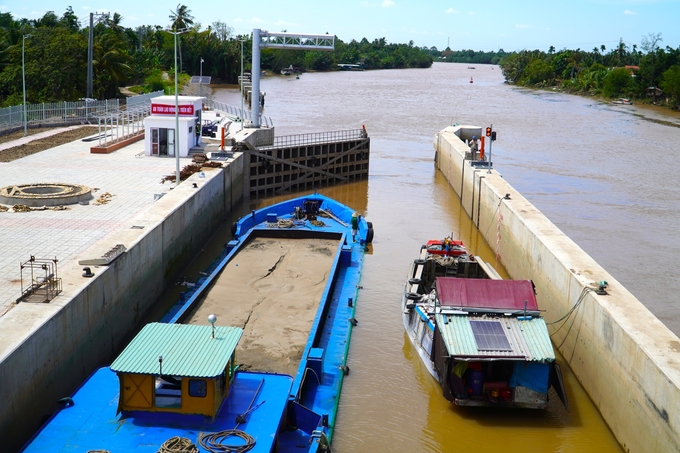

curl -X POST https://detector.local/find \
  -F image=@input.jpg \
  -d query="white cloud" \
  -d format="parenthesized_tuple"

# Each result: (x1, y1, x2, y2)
(275, 20, 297, 27)
(248, 17, 264, 24)
(624, 9, 638, 15)
(516, 24, 533, 29)
(445, 8, 460, 14)
(382, 0, 395, 7)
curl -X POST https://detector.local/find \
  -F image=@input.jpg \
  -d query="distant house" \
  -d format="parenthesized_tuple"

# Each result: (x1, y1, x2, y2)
(624, 65, 639, 77)
(646, 86, 664, 103)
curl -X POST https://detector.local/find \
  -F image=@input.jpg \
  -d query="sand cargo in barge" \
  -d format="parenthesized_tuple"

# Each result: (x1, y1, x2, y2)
(20, 194, 373, 453)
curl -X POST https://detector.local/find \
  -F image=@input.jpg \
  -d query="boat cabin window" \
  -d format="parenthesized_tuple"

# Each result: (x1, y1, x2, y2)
(188, 379, 207, 398)
(155, 376, 182, 408)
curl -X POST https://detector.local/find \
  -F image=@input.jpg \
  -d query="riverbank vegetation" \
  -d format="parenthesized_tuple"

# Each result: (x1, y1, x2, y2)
(422, 47, 510, 65)
(0, 6, 432, 106)
(497, 35, 680, 110)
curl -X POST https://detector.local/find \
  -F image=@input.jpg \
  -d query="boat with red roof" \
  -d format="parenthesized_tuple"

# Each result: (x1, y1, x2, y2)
(402, 237, 568, 409)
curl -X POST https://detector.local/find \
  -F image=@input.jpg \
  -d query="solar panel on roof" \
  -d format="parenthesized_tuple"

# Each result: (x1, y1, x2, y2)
(470, 320, 512, 351)
(190, 76, 212, 84)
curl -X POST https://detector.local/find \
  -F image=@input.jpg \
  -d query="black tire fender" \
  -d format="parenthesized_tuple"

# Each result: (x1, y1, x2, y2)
(365, 227, 374, 244)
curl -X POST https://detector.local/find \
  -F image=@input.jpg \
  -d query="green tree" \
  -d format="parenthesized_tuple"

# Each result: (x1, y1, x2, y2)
(602, 67, 633, 97)
(521, 58, 554, 85)
(660, 65, 680, 108)
(169, 4, 194, 72)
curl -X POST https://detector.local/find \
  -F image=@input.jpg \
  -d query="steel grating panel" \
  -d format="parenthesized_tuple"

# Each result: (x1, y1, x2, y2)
(111, 323, 242, 377)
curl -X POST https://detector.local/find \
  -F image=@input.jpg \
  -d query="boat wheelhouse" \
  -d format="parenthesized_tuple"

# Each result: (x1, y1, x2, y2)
(22, 323, 294, 452)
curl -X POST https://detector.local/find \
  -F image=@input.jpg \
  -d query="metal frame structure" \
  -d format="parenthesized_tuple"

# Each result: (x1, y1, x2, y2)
(92, 104, 151, 147)
(18, 256, 62, 303)
(251, 29, 335, 128)
(243, 129, 370, 198)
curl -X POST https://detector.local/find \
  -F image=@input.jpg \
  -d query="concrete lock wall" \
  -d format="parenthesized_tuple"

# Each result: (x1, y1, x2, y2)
(434, 126, 680, 453)
(0, 154, 245, 453)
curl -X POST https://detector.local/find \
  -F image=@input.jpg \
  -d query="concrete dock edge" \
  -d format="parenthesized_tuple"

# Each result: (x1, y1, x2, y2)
(435, 125, 680, 453)
(0, 154, 245, 453)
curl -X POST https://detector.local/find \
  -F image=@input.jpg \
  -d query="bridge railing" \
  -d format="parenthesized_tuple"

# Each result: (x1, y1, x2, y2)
(258, 129, 367, 150)
(206, 99, 274, 128)
(125, 90, 164, 109)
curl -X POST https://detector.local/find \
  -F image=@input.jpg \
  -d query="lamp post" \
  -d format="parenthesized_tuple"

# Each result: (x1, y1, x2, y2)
(168, 28, 187, 187)
(87, 12, 106, 100)
(22, 34, 31, 136)
(238, 37, 246, 131)
(199, 57, 204, 96)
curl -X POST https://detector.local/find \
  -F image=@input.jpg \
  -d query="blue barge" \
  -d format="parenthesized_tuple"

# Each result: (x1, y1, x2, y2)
(20, 194, 373, 453)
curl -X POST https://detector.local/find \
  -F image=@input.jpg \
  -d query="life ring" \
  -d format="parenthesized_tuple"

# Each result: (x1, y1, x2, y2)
(414, 259, 426, 266)
(231, 222, 238, 236)
(409, 278, 422, 285)
(406, 292, 421, 300)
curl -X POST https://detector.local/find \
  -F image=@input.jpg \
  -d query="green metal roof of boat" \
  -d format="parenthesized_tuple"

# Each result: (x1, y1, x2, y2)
(435, 314, 555, 363)
(110, 322, 243, 377)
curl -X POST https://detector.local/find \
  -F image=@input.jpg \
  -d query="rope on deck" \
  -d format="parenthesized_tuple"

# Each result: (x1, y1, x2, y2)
(157, 436, 198, 453)
(199, 430, 256, 453)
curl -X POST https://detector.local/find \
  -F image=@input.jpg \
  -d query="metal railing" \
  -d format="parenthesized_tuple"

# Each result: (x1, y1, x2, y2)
(0, 99, 120, 133)
(125, 90, 164, 109)
(258, 129, 367, 150)
(206, 99, 274, 128)
(92, 104, 151, 147)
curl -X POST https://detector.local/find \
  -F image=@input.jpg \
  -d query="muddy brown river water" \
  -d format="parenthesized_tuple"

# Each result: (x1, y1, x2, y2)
(208, 62, 680, 451)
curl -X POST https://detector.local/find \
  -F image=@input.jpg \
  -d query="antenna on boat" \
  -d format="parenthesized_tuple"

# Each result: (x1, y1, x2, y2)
(158, 356, 163, 375)
(208, 314, 217, 338)
(518, 300, 532, 321)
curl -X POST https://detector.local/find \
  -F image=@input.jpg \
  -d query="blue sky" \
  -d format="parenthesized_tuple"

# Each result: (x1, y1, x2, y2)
(4, 0, 680, 52)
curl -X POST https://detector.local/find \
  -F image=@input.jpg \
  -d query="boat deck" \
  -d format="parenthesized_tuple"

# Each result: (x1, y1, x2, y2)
(184, 237, 339, 376)
(20, 368, 292, 453)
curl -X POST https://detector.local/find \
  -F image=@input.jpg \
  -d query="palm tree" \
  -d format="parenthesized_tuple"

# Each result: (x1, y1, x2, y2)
(93, 32, 132, 98)
(600, 44, 606, 64)
(616, 38, 628, 66)
(107, 13, 124, 37)
(169, 4, 194, 72)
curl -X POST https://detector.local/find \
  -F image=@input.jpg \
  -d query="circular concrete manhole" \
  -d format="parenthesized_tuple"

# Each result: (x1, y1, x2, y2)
(0, 183, 93, 207)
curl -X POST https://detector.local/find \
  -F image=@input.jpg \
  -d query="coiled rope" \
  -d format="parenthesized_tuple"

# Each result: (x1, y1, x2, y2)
(196, 378, 264, 452)
(157, 436, 198, 453)
(198, 430, 256, 453)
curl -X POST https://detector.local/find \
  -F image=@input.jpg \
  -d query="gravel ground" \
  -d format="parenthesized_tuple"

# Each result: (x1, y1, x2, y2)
(0, 127, 99, 162)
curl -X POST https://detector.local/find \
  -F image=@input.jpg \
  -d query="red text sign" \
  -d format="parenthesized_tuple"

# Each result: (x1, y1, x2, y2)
(151, 103, 195, 115)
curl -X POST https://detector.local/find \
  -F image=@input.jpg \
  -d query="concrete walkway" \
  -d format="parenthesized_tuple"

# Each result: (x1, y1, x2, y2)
(0, 131, 190, 316)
